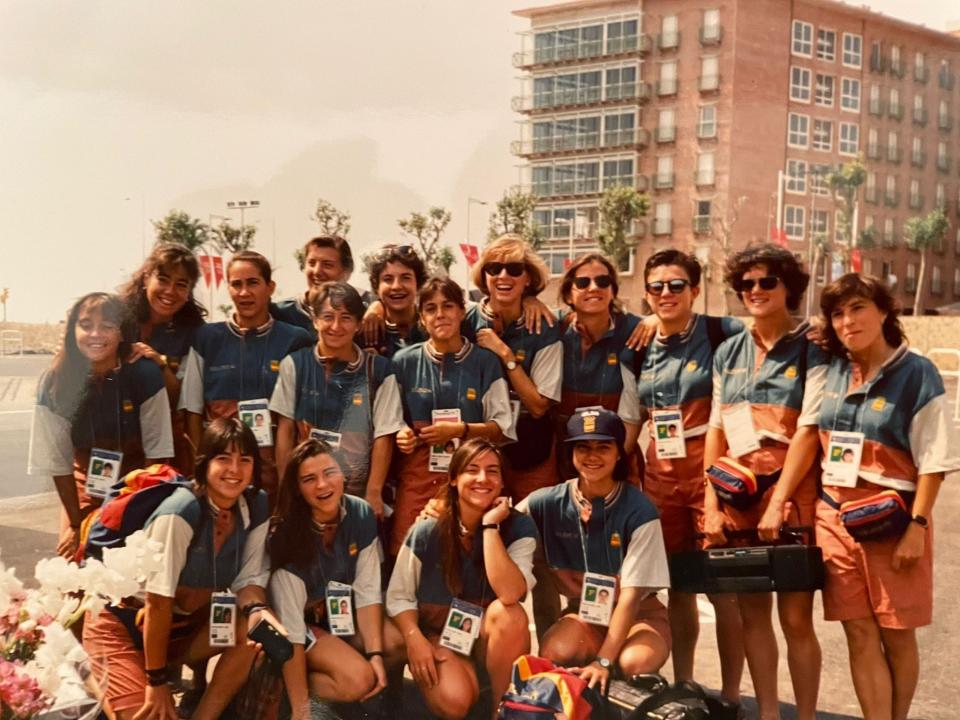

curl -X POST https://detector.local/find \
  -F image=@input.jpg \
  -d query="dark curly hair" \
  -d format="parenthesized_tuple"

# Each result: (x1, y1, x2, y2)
(819, 273, 906, 356)
(724, 243, 809, 312)
(365, 244, 428, 291)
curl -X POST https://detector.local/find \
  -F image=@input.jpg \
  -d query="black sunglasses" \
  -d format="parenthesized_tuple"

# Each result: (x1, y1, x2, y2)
(735, 276, 780, 293)
(483, 262, 526, 277)
(379, 244, 416, 259)
(572, 274, 613, 290)
(646, 279, 691, 296)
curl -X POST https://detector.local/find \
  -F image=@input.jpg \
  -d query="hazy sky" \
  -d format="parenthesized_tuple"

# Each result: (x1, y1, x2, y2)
(1, 0, 957, 323)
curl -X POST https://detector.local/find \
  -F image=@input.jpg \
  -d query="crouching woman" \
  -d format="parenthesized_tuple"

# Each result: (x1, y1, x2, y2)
(82, 417, 271, 720)
(386, 439, 537, 719)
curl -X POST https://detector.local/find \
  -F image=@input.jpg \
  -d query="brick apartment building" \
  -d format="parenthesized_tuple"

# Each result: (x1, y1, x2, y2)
(511, 0, 960, 315)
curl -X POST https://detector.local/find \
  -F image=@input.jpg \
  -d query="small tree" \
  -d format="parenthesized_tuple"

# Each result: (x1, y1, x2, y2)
(399, 207, 455, 276)
(904, 208, 949, 315)
(211, 220, 256, 254)
(487, 190, 543, 248)
(152, 210, 209, 251)
(826, 157, 866, 270)
(295, 198, 352, 269)
(712, 195, 748, 315)
(0, 288, 8, 323)
(597, 186, 649, 271)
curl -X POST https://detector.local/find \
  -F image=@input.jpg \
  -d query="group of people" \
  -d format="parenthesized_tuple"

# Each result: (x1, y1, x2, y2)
(26, 231, 957, 720)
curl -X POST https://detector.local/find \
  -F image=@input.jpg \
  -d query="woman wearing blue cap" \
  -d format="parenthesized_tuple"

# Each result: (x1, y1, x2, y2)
(517, 408, 671, 694)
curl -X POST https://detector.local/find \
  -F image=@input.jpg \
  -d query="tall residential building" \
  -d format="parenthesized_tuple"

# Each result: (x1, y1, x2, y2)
(512, 0, 960, 315)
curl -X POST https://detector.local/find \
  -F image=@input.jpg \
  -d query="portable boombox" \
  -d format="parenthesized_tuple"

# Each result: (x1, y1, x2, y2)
(668, 530, 824, 594)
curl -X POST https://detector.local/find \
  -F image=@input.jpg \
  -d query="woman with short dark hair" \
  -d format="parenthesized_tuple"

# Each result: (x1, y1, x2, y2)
(273, 235, 356, 335)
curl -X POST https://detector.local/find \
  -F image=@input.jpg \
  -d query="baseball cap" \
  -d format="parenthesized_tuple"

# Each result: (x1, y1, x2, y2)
(565, 408, 626, 445)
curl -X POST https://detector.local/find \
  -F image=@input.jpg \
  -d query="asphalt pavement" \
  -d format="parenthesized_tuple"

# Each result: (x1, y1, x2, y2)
(1, 355, 959, 718)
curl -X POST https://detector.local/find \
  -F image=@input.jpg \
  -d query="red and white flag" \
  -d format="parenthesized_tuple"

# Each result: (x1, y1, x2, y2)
(850, 248, 862, 273)
(769, 226, 789, 248)
(459, 243, 479, 267)
(198, 254, 213, 287)
(212, 256, 224, 288)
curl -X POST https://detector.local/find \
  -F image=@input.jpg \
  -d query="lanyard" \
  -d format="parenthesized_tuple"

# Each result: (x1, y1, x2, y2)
(648, 331, 692, 411)
(316, 357, 364, 434)
(573, 484, 619, 575)
(87, 370, 124, 451)
(426, 345, 464, 410)
(210, 503, 243, 593)
(572, 321, 611, 410)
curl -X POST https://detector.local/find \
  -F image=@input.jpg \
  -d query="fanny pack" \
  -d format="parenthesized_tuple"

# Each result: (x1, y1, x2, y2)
(823, 489, 911, 542)
(707, 457, 780, 510)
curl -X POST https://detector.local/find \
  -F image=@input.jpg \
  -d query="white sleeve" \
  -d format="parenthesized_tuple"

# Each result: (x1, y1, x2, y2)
(144, 514, 194, 598)
(372, 375, 406, 438)
(385, 543, 421, 617)
(353, 539, 384, 608)
(27, 405, 74, 476)
(483, 377, 517, 441)
(909, 394, 960, 476)
(140, 387, 175, 460)
(268, 356, 298, 419)
(268, 569, 309, 645)
(505, 536, 537, 594)
(529, 341, 563, 402)
(618, 364, 641, 424)
(619, 519, 671, 590)
(708, 368, 723, 429)
(178, 348, 205, 414)
(231, 520, 270, 592)
(797, 363, 827, 427)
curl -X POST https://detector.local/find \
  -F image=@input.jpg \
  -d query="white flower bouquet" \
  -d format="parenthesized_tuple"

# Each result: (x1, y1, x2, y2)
(0, 531, 163, 719)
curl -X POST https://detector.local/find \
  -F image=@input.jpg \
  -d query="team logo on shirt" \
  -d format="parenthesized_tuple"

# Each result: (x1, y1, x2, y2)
(607, 353, 618, 366)
(348, 542, 358, 557)
(872, 396, 886, 411)
(353, 393, 363, 406)
(466, 388, 477, 401)
(610, 532, 622, 548)
(516, 350, 526, 362)
(685, 360, 698, 372)
(784, 366, 798, 379)
(122, 400, 134, 413)
(270, 360, 280, 372)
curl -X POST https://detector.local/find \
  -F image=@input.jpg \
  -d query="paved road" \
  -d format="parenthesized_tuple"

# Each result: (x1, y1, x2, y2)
(2, 355, 959, 718)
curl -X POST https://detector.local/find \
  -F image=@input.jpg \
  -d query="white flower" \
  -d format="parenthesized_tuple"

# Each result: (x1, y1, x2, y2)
(0, 560, 25, 608)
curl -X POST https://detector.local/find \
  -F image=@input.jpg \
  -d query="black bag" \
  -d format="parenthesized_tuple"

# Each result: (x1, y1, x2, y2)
(503, 413, 555, 470)
(607, 675, 711, 720)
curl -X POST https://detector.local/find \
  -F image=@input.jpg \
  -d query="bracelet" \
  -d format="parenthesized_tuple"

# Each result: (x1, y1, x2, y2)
(482, 523, 499, 531)
(242, 602, 269, 617)
(364, 650, 385, 659)
(145, 667, 169, 687)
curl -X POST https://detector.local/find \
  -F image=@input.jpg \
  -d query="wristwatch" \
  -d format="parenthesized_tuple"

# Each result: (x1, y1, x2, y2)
(594, 656, 612, 670)
(505, 359, 518, 371)
(911, 514, 929, 529)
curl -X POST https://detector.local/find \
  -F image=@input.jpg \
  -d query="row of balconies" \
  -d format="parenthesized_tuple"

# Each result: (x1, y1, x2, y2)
(513, 74, 721, 114)
(511, 119, 718, 159)
(869, 56, 956, 91)
(523, 166, 717, 200)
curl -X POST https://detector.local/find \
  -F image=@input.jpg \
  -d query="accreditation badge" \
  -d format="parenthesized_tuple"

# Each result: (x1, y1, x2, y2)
(439, 598, 483, 656)
(209, 591, 237, 647)
(325, 581, 355, 636)
(310, 428, 343, 449)
(238, 399, 273, 447)
(86, 448, 123, 499)
(651, 409, 687, 460)
(429, 408, 461, 472)
(823, 430, 865, 488)
(579, 572, 616, 627)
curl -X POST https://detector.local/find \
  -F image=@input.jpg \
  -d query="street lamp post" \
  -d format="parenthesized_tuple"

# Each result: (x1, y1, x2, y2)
(226, 200, 261, 233)
(466, 197, 488, 288)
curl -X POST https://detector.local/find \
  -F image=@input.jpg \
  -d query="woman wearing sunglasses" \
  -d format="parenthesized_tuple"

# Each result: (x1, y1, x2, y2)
(703, 243, 828, 720)
(464, 234, 563, 502)
(617, 249, 745, 707)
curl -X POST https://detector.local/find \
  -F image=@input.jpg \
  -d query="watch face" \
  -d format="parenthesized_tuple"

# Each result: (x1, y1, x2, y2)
(596, 657, 611, 669)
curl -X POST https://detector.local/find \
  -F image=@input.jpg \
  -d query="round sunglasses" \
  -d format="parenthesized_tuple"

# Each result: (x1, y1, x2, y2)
(572, 274, 613, 290)
(483, 262, 526, 277)
(645, 279, 691, 295)
(735, 276, 780, 293)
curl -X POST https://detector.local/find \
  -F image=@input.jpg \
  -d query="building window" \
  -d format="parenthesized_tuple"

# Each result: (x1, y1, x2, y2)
(840, 77, 860, 112)
(659, 14, 679, 49)
(788, 113, 809, 148)
(700, 56, 720, 91)
(792, 20, 813, 56)
(603, 112, 635, 146)
(653, 201, 672, 235)
(698, 105, 717, 139)
(784, 205, 805, 240)
(603, 158, 634, 189)
(657, 108, 676, 142)
(790, 66, 812, 102)
(812, 119, 833, 151)
(937, 140, 948, 166)
(655, 155, 674, 188)
(786, 159, 807, 194)
(695, 152, 716, 186)
(891, 45, 902, 73)
(694, 200, 712, 234)
(910, 179, 921, 206)
(839, 122, 859, 155)
(702, 9, 721, 43)
(906, 262, 917, 293)
(658, 60, 678, 95)
(811, 164, 830, 195)
(606, 19, 639, 54)
(936, 183, 946, 210)
(815, 74, 835, 106)
(817, 29, 836, 61)
(842, 33, 862, 68)
(605, 66, 637, 100)
(887, 130, 899, 154)
(812, 209, 829, 237)
(884, 218, 895, 246)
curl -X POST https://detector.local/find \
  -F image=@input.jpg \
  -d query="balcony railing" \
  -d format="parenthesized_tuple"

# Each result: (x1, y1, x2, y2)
(512, 34, 652, 67)
(940, 71, 956, 91)
(886, 146, 902, 164)
(693, 215, 712, 234)
(656, 78, 678, 96)
(699, 25, 722, 45)
(657, 31, 680, 50)
(914, 65, 929, 83)
(888, 102, 903, 120)
(884, 190, 900, 207)
(868, 97, 884, 116)
(939, 114, 954, 131)
(911, 150, 926, 167)
(655, 125, 676, 143)
(913, 107, 928, 125)
(652, 217, 673, 235)
(938, 156, 952, 173)
(865, 186, 879, 203)
(653, 172, 675, 190)
(882, 230, 895, 247)
(511, 128, 652, 156)
(866, 142, 882, 160)
(698, 74, 720, 92)
(869, 54, 887, 73)
(694, 169, 715, 187)
(909, 194, 924, 210)
(889, 59, 905, 78)
(697, 122, 717, 140)
(525, 175, 649, 200)
(512, 84, 651, 112)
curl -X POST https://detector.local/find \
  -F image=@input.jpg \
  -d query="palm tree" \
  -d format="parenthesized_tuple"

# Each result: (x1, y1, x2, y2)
(904, 208, 948, 315)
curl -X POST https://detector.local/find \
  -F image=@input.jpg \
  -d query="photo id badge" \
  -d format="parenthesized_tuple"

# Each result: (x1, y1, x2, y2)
(439, 598, 483, 656)
(823, 431, 865, 488)
(429, 408, 461, 473)
(721, 403, 761, 458)
(579, 572, 616, 627)
(238, 399, 273, 447)
(310, 428, 343, 449)
(209, 591, 237, 647)
(86, 448, 123, 499)
(325, 581, 355, 636)
(651, 409, 687, 460)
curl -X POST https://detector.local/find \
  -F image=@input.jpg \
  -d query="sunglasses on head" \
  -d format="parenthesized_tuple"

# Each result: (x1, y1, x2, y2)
(483, 262, 526, 277)
(735, 276, 780, 293)
(380, 244, 416, 259)
(572, 274, 613, 290)
(646, 279, 691, 296)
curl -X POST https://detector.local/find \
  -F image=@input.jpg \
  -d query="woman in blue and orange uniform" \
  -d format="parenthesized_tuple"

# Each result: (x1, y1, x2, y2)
(703, 244, 827, 720)
(464, 234, 563, 502)
(179, 251, 313, 503)
(28, 293, 173, 559)
(269, 438, 388, 716)
(763, 273, 960, 720)
(386, 439, 536, 719)
(361, 244, 429, 359)
(82, 418, 272, 720)
(270, 282, 405, 518)
(618, 249, 745, 705)
(272, 234, 356, 337)
(118, 242, 206, 473)
(390, 277, 514, 556)
(519, 409, 671, 695)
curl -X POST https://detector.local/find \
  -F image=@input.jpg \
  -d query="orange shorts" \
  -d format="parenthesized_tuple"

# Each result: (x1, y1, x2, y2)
(645, 473, 705, 555)
(390, 446, 446, 556)
(564, 594, 672, 657)
(816, 488, 933, 629)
